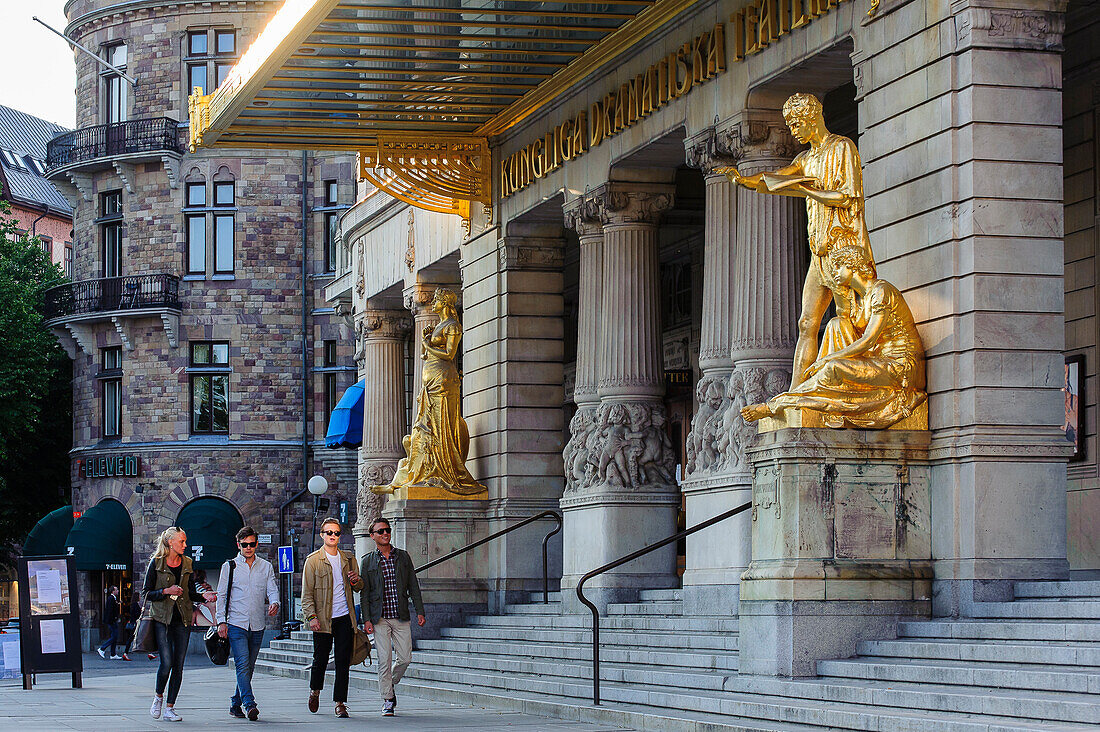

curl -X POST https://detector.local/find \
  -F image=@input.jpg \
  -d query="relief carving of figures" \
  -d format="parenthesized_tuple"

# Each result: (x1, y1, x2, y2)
(568, 401, 675, 492)
(685, 375, 725, 476)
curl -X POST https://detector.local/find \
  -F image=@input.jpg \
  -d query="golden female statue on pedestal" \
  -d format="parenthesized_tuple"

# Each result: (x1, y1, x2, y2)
(740, 242, 926, 429)
(374, 287, 486, 498)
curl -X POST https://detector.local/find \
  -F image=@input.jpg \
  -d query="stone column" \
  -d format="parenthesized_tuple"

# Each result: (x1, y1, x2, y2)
(559, 181, 678, 612)
(562, 198, 604, 496)
(679, 118, 805, 615)
(403, 282, 443, 399)
(354, 306, 410, 552)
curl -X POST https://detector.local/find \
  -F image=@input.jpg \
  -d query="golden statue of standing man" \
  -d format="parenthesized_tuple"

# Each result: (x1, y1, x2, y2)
(374, 287, 487, 498)
(718, 93, 927, 430)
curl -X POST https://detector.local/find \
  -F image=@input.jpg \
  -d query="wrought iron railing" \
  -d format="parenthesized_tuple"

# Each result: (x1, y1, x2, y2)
(576, 501, 753, 705)
(43, 274, 181, 320)
(46, 117, 182, 171)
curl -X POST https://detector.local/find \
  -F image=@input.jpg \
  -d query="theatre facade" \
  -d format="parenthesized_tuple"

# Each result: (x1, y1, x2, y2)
(190, 0, 1096, 675)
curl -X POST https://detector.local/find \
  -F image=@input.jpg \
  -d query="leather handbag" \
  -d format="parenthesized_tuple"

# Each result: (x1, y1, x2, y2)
(351, 627, 372, 665)
(204, 560, 234, 665)
(128, 604, 156, 654)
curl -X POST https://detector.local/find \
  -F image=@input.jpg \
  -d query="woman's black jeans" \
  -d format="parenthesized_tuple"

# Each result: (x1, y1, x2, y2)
(154, 616, 189, 705)
(310, 614, 353, 703)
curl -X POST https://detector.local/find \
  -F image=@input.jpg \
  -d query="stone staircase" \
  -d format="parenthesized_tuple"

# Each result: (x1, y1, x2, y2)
(255, 582, 1100, 731)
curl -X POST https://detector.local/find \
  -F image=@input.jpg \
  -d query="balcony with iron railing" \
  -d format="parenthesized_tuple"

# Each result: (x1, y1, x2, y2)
(44, 274, 182, 358)
(45, 117, 183, 185)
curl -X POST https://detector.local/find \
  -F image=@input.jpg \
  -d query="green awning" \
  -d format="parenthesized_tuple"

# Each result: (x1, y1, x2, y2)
(65, 499, 133, 571)
(23, 505, 74, 557)
(177, 497, 243, 570)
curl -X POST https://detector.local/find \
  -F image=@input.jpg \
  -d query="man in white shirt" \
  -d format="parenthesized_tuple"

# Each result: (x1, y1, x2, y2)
(216, 526, 279, 721)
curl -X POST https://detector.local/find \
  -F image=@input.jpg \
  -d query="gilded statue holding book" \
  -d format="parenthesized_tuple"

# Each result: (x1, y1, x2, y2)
(373, 287, 487, 499)
(717, 92, 927, 430)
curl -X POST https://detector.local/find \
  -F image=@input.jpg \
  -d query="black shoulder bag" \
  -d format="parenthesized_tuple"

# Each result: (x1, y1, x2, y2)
(204, 559, 235, 665)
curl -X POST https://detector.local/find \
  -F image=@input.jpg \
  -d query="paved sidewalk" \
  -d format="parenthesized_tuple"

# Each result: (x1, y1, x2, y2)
(0, 655, 625, 731)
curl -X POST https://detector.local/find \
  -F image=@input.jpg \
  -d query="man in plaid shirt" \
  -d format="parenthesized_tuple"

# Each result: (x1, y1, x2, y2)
(360, 517, 425, 717)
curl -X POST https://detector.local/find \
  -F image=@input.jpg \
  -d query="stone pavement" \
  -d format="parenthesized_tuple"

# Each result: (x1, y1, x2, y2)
(0, 653, 628, 731)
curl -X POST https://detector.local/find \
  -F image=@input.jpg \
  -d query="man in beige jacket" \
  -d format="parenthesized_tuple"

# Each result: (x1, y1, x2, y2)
(301, 517, 364, 718)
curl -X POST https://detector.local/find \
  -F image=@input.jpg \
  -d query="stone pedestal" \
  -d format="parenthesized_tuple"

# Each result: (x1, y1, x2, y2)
(559, 182, 679, 613)
(738, 428, 932, 677)
(381, 497, 489, 637)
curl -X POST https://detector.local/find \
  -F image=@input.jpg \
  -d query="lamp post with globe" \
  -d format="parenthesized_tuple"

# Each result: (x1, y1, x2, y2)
(307, 475, 329, 553)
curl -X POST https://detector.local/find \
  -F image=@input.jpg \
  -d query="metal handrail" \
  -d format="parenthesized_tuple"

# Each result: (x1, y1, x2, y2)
(43, 273, 181, 320)
(576, 500, 753, 704)
(415, 510, 562, 603)
(46, 117, 181, 171)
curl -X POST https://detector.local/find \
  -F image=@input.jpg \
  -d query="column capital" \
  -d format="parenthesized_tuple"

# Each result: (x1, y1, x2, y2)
(684, 127, 740, 176)
(362, 309, 411, 340)
(402, 283, 445, 314)
(563, 195, 605, 239)
(719, 114, 801, 171)
(588, 182, 675, 227)
(497, 236, 564, 272)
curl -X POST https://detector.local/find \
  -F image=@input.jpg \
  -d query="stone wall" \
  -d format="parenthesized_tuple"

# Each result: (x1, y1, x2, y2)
(1063, 1, 1100, 576)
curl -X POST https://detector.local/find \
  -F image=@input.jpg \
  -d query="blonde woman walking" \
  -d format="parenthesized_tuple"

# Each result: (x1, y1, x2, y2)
(143, 527, 216, 722)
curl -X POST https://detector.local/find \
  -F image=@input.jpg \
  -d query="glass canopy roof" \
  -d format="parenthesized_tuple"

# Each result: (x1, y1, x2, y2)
(190, 0, 675, 151)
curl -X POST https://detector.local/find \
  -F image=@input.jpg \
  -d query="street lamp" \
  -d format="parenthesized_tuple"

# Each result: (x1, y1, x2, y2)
(308, 475, 329, 552)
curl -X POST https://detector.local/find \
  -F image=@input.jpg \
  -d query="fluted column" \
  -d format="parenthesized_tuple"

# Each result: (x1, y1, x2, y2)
(403, 280, 458, 399)
(682, 128, 739, 481)
(559, 181, 678, 612)
(562, 197, 604, 495)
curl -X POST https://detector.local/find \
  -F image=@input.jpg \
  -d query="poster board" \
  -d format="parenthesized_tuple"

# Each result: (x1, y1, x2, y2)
(16, 555, 82, 689)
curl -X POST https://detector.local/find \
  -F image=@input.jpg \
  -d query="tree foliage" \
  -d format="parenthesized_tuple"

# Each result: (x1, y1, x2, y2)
(0, 200, 72, 565)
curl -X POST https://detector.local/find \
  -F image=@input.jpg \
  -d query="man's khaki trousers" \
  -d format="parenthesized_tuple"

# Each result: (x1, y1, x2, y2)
(375, 618, 412, 700)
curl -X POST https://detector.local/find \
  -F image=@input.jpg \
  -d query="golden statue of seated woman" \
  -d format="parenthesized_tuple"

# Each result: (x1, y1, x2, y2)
(374, 287, 486, 499)
(741, 241, 927, 430)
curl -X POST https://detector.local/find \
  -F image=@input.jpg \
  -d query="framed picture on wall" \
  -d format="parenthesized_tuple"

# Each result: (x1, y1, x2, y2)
(1065, 354, 1085, 461)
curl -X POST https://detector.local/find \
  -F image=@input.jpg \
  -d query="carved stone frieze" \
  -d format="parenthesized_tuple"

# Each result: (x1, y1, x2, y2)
(951, 1, 1065, 51)
(405, 209, 416, 272)
(497, 237, 565, 271)
(563, 401, 676, 494)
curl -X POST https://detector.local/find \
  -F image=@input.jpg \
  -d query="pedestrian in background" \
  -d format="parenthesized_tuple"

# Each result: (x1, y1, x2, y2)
(302, 517, 363, 718)
(143, 526, 217, 722)
(216, 526, 280, 721)
(122, 591, 141, 661)
(360, 517, 425, 717)
(97, 585, 122, 659)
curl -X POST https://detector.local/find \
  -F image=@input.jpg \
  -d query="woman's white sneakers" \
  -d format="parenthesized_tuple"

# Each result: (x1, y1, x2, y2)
(150, 696, 163, 719)
(162, 707, 183, 722)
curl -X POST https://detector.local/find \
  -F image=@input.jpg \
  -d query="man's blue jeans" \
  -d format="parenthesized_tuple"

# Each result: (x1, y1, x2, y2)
(227, 625, 265, 710)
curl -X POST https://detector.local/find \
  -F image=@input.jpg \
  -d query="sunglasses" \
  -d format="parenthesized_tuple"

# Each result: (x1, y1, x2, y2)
(372, 528, 391, 535)
(238, 541, 257, 548)
(321, 530, 341, 537)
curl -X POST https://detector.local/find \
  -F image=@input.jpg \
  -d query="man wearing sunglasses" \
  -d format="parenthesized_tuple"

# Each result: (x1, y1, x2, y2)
(216, 526, 279, 721)
(360, 517, 425, 717)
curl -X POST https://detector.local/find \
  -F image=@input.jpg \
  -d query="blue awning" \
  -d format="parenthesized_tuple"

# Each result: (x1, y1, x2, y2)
(325, 378, 364, 449)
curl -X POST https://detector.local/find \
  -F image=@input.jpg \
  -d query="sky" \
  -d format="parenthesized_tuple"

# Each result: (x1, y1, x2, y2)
(0, 0, 78, 128)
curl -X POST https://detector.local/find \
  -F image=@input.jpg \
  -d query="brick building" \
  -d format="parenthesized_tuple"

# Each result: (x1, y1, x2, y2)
(38, 0, 358, 647)
(0, 105, 73, 274)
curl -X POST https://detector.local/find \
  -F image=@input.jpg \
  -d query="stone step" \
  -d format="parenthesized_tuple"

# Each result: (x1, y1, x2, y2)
(394, 663, 1100, 729)
(414, 637, 740, 670)
(817, 655, 1100, 694)
(605, 600, 684, 615)
(967, 600, 1100, 620)
(899, 619, 1100, 642)
(501, 602, 565, 615)
(255, 658, 830, 732)
(859, 637, 1100, 667)
(637, 588, 683, 601)
(524, 590, 562, 603)
(411, 649, 731, 691)
(1015, 581, 1100, 599)
(464, 612, 737, 633)
(438, 624, 739, 650)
